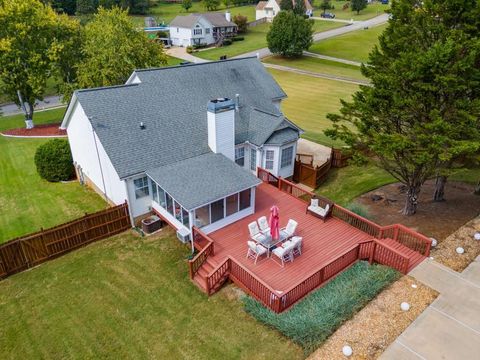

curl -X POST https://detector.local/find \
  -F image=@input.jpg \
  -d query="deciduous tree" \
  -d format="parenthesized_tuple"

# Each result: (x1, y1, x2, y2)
(0, 0, 76, 128)
(320, 0, 332, 14)
(204, 0, 220, 11)
(233, 14, 248, 33)
(350, 0, 366, 14)
(325, 0, 480, 215)
(73, 7, 166, 90)
(267, 11, 313, 57)
(182, 0, 192, 12)
(280, 0, 293, 11)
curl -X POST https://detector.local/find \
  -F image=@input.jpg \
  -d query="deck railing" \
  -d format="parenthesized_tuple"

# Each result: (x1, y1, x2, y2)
(188, 227, 215, 279)
(379, 224, 431, 257)
(332, 205, 382, 238)
(206, 258, 230, 294)
(257, 167, 279, 187)
(371, 240, 410, 274)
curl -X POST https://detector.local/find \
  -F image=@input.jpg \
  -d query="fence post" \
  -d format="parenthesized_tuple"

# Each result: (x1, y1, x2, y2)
(369, 241, 377, 264)
(393, 226, 400, 241)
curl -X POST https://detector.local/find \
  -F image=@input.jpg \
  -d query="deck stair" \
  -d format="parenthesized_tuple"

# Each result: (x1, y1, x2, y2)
(192, 258, 228, 294)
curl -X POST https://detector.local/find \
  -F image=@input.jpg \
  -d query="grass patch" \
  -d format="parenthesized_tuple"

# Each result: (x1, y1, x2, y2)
(264, 55, 366, 81)
(309, 24, 387, 63)
(317, 163, 395, 205)
(165, 55, 184, 66)
(268, 68, 358, 147)
(0, 230, 302, 358)
(243, 261, 400, 354)
(315, 1, 390, 21)
(0, 108, 106, 242)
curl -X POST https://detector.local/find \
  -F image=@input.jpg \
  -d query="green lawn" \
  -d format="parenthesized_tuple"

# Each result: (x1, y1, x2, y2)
(195, 21, 342, 61)
(264, 55, 366, 81)
(131, 3, 257, 26)
(269, 68, 358, 147)
(309, 24, 387, 63)
(0, 109, 106, 242)
(314, 0, 390, 21)
(165, 54, 184, 66)
(0, 230, 302, 359)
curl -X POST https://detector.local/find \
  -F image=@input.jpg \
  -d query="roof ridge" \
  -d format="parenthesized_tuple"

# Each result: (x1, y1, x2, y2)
(133, 56, 258, 73)
(251, 107, 282, 117)
(75, 83, 139, 94)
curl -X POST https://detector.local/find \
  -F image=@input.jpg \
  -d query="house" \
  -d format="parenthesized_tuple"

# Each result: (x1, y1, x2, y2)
(60, 57, 302, 238)
(255, 0, 313, 21)
(169, 12, 237, 47)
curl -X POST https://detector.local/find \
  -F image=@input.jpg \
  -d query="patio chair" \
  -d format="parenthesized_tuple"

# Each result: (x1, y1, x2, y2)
(257, 216, 270, 235)
(248, 221, 267, 243)
(272, 242, 295, 267)
(246, 241, 267, 264)
(307, 198, 332, 222)
(280, 219, 298, 240)
(290, 236, 303, 256)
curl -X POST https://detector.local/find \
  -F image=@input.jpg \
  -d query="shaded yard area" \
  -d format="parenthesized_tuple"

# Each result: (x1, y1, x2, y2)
(0, 230, 302, 359)
(315, 1, 390, 21)
(309, 24, 386, 63)
(0, 109, 106, 242)
(268, 68, 357, 147)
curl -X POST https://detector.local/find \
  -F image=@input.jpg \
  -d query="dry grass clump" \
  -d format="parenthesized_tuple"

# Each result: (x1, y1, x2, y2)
(309, 276, 437, 360)
(432, 216, 480, 272)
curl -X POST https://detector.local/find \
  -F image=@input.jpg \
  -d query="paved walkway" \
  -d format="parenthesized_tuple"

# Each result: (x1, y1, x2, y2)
(381, 257, 480, 359)
(0, 95, 63, 116)
(303, 51, 362, 66)
(263, 63, 369, 85)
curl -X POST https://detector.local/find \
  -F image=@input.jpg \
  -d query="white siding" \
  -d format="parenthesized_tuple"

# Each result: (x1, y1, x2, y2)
(66, 102, 127, 205)
(125, 176, 153, 218)
(170, 18, 215, 46)
(171, 27, 194, 46)
(151, 200, 187, 231)
(278, 141, 297, 178)
(208, 108, 235, 160)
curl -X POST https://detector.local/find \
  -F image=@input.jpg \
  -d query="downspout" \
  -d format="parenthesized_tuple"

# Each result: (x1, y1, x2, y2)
(89, 118, 108, 204)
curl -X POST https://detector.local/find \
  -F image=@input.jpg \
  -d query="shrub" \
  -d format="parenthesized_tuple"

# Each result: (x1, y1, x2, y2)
(34, 139, 75, 182)
(232, 36, 244, 41)
(186, 45, 193, 53)
(156, 30, 168, 38)
(243, 261, 400, 354)
(193, 43, 208, 49)
(346, 203, 371, 219)
(233, 14, 248, 33)
(222, 39, 232, 46)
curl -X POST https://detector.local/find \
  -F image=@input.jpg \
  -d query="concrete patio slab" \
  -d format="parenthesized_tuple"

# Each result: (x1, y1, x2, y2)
(461, 256, 480, 286)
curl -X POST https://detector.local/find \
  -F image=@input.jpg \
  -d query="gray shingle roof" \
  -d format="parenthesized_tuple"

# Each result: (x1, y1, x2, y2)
(170, 13, 237, 28)
(265, 127, 299, 145)
(146, 152, 261, 210)
(73, 58, 297, 179)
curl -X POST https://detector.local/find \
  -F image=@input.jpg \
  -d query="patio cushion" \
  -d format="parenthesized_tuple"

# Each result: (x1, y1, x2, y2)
(311, 198, 319, 208)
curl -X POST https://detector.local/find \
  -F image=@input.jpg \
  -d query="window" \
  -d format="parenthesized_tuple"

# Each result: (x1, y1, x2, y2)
(226, 193, 239, 216)
(281, 146, 294, 168)
(193, 28, 202, 35)
(250, 149, 257, 171)
(210, 199, 225, 223)
(174, 201, 182, 222)
(195, 205, 210, 227)
(134, 177, 149, 199)
(177, 27, 179, 33)
(239, 189, 251, 210)
(235, 147, 245, 167)
(205, 28, 210, 34)
(157, 186, 166, 208)
(166, 193, 174, 215)
(265, 150, 274, 170)
(182, 208, 190, 227)
(151, 181, 158, 203)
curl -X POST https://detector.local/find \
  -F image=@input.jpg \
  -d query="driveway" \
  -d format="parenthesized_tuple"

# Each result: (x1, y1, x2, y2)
(381, 257, 480, 359)
(166, 46, 208, 64)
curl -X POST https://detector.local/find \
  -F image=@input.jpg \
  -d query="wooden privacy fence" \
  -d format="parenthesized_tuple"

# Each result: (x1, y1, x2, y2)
(0, 203, 131, 279)
(294, 152, 332, 189)
(247, 17, 267, 27)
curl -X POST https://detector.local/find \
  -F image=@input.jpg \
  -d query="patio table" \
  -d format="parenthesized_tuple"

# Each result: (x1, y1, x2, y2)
(255, 233, 288, 257)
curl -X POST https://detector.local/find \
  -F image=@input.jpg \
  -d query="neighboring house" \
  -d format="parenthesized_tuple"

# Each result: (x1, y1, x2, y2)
(169, 12, 237, 47)
(60, 58, 302, 239)
(255, 0, 313, 21)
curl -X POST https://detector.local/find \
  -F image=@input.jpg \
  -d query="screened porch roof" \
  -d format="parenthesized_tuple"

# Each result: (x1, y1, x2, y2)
(146, 152, 261, 211)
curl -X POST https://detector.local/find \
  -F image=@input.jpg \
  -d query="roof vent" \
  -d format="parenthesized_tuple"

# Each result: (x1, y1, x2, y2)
(207, 98, 235, 113)
(140, 122, 146, 130)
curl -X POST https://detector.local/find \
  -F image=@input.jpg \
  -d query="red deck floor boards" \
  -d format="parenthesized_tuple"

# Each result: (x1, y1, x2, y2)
(208, 184, 373, 292)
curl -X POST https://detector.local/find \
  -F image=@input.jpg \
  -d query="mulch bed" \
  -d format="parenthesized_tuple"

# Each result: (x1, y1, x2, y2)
(1, 123, 66, 137)
(356, 180, 480, 241)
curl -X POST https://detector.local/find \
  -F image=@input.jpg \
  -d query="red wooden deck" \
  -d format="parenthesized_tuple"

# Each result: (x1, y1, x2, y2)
(206, 183, 373, 292)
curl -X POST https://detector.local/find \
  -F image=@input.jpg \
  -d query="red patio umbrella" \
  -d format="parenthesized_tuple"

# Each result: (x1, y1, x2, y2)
(269, 205, 280, 240)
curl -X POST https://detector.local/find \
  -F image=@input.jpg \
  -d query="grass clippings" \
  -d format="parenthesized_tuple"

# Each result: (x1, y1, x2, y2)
(309, 276, 438, 360)
(432, 215, 480, 272)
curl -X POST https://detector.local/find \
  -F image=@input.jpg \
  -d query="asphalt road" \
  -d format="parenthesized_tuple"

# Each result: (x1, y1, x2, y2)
(0, 95, 64, 116)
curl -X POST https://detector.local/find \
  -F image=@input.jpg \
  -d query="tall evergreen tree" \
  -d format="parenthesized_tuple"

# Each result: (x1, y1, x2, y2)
(325, 0, 480, 215)
(293, 0, 306, 16)
(280, 0, 293, 11)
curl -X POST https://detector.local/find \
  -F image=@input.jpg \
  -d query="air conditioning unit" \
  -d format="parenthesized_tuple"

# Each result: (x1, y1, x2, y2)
(176, 228, 191, 243)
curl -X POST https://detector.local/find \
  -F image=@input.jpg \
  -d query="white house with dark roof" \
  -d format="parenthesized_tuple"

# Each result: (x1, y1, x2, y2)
(169, 12, 237, 47)
(255, 0, 313, 21)
(60, 58, 302, 240)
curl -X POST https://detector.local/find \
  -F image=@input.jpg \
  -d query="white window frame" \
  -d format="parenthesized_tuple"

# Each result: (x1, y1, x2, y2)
(281, 146, 294, 168)
(250, 149, 257, 171)
(193, 28, 202, 35)
(134, 176, 149, 199)
(235, 146, 245, 167)
(265, 150, 274, 170)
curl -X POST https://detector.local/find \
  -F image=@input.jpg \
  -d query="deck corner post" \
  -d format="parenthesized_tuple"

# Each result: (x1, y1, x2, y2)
(393, 226, 400, 241)
(369, 241, 377, 265)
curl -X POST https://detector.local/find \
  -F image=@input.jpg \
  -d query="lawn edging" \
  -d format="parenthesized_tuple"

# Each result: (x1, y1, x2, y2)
(243, 261, 400, 354)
